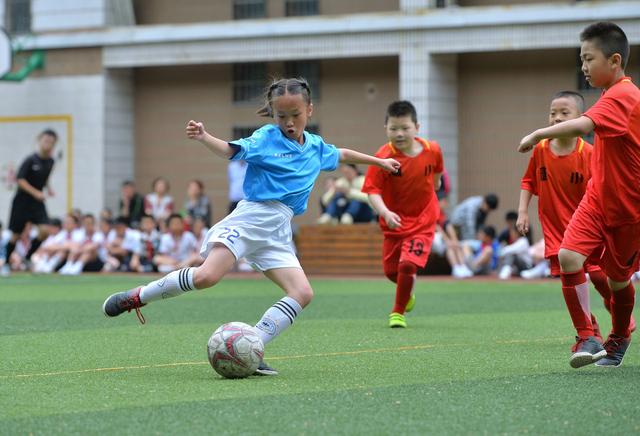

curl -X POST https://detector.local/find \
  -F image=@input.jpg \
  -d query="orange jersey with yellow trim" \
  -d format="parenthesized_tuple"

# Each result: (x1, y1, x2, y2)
(362, 137, 444, 237)
(520, 138, 593, 257)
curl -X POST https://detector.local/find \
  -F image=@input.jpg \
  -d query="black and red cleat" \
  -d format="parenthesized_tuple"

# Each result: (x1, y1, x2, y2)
(595, 334, 631, 368)
(102, 287, 146, 324)
(570, 336, 606, 368)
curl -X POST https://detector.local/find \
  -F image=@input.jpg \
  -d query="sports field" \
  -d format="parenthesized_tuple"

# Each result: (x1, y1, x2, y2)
(1, 275, 639, 435)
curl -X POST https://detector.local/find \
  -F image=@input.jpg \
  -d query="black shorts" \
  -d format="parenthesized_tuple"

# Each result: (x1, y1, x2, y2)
(8, 195, 49, 233)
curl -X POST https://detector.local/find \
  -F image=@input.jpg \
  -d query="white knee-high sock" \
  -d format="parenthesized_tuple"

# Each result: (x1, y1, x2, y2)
(139, 267, 195, 304)
(254, 296, 303, 345)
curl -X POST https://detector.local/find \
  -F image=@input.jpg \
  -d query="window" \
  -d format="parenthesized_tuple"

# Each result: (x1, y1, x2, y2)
(435, 0, 447, 7)
(285, 0, 319, 17)
(233, 0, 266, 20)
(285, 60, 321, 100)
(306, 124, 320, 135)
(576, 49, 593, 92)
(6, 0, 31, 34)
(232, 126, 262, 139)
(233, 63, 267, 103)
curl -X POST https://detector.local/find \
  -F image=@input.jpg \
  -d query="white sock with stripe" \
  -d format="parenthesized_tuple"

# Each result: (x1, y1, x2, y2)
(254, 296, 302, 345)
(139, 267, 196, 304)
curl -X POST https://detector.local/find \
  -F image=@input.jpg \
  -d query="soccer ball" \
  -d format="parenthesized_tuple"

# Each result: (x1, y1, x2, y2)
(207, 322, 264, 379)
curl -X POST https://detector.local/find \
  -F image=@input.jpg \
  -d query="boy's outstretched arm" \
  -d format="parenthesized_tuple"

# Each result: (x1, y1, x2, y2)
(339, 148, 400, 173)
(518, 116, 594, 153)
(186, 120, 236, 159)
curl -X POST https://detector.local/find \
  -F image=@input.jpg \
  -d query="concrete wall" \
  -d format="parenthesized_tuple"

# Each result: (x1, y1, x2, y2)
(32, 0, 107, 32)
(134, 0, 399, 25)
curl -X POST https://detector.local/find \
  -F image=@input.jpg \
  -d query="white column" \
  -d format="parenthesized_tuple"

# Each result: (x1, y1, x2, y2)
(104, 68, 134, 213)
(400, 46, 459, 204)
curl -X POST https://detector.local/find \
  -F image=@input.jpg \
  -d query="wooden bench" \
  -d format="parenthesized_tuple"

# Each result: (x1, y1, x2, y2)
(296, 224, 451, 276)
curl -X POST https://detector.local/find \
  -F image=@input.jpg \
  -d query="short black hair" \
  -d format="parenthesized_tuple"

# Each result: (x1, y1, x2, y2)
(82, 214, 95, 222)
(385, 100, 418, 124)
(484, 194, 499, 210)
(505, 211, 518, 222)
(121, 180, 135, 187)
(39, 129, 58, 140)
(551, 91, 585, 113)
(481, 225, 496, 239)
(115, 216, 129, 226)
(166, 213, 183, 226)
(580, 22, 629, 69)
(48, 217, 62, 227)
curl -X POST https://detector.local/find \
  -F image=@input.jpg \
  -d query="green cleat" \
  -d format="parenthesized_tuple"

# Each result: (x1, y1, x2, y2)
(405, 293, 416, 313)
(389, 312, 407, 328)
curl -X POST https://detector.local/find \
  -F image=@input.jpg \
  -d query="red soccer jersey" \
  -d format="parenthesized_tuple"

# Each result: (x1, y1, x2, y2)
(362, 137, 444, 237)
(584, 77, 640, 227)
(521, 138, 592, 257)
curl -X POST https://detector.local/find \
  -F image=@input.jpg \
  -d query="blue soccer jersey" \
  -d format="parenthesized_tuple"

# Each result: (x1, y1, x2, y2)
(229, 124, 340, 215)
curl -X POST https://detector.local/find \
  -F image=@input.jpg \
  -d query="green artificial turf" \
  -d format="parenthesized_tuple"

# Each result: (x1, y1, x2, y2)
(1, 275, 639, 435)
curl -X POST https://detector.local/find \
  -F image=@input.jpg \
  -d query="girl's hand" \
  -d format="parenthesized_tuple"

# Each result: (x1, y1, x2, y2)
(380, 158, 401, 173)
(383, 210, 402, 229)
(186, 120, 206, 141)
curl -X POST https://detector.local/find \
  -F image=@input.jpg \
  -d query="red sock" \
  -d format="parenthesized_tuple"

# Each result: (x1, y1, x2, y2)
(561, 270, 594, 338)
(392, 262, 417, 314)
(588, 269, 612, 312)
(611, 282, 635, 338)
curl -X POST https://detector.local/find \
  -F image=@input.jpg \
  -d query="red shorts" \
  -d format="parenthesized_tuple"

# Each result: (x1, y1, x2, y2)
(383, 232, 434, 278)
(547, 251, 603, 277)
(561, 195, 640, 282)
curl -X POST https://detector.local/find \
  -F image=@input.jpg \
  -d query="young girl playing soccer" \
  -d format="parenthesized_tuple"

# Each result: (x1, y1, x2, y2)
(102, 77, 400, 375)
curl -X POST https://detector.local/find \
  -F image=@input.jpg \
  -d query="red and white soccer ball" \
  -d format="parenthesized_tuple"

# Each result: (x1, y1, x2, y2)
(207, 322, 264, 379)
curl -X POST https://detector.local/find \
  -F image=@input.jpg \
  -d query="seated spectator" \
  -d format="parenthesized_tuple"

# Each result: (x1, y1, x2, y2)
(130, 214, 160, 273)
(32, 214, 83, 273)
(31, 218, 63, 272)
(119, 181, 145, 228)
(317, 164, 373, 225)
(520, 238, 551, 279)
(100, 208, 113, 222)
(0, 221, 8, 269)
(462, 225, 498, 276)
(450, 193, 499, 241)
(191, 216, 208, 247)
(9, 222, 36, 271)
(183, 179, 211, 228)
(144, 177, 174, 231)
(59, 214, 106, 275)
(153, 214, 201, 273)
(103, 216, 141, 272)
(439, 222, 474, 278)
(498, 210, 519, 245)
(319, 176, 337, 214)
(497, 225, 533, 280)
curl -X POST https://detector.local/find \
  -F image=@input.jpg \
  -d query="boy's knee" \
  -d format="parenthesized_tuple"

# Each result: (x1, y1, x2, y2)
(398, 261, 418, 275)
(558, 248, 583, 273)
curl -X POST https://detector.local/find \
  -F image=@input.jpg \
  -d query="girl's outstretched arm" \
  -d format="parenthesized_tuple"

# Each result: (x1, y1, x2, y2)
(186, 120, 236, 159)
(339, 148, 400, 173)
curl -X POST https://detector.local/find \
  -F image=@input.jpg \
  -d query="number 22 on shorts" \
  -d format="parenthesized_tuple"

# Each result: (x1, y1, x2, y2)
(218, 227, 240, 244)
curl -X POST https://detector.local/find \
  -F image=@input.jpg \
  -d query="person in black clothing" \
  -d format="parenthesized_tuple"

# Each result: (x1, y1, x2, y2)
(118, 180, 144, 228)
(2, 129, 58, 276)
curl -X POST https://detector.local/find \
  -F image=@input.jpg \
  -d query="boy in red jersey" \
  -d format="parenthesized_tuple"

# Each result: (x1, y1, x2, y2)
(519, 22, 639, 367)
(362, 101, 444, 328)
(518, 91, 635, 362)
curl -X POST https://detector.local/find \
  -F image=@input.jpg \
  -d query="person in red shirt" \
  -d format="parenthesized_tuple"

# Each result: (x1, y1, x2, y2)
(362, 101, 444, 328)
(518, 90, 636, 354)
(519, 22, 639, 368)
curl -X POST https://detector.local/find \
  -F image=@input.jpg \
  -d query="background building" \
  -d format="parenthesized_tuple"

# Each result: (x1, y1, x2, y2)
(1, 0, 639, 234)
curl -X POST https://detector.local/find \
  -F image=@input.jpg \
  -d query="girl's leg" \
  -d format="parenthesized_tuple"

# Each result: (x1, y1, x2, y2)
(140, 244, 236, 303)
(254, 267, 313, 345)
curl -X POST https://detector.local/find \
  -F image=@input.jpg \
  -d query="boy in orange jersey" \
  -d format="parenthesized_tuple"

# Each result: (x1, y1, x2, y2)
(519, 22, 639, 368)
(518, 90, 635, 364)
(362, 101, 444, 328)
